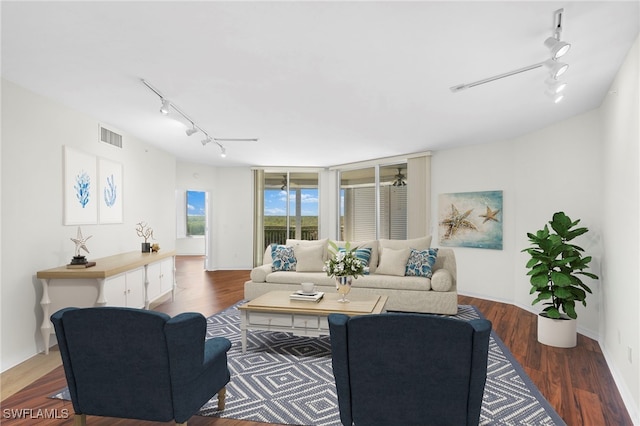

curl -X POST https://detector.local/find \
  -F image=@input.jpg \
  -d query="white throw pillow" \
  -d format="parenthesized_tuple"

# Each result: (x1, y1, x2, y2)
(294, 244, 325, 272)
(262, 244, 273, 265)
(375, 247, 411, 277)
(287, 238, 329, 261)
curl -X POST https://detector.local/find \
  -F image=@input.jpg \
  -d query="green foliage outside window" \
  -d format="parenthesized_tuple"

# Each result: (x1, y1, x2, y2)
(186, 190, 206, 236)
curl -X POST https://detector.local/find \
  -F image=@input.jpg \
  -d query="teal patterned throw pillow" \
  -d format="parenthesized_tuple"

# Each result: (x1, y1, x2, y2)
(338, 247, 373, 273)
(405, 248, 438, 278)
(271, 245, 297, 271)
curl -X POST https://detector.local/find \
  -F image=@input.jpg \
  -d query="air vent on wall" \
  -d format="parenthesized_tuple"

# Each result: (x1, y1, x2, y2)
(99, 125, 122, 148)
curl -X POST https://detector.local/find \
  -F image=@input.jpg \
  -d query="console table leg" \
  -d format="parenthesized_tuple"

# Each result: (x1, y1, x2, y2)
(39, 279, 52, 354)
(171, 256, 176, 302)
(96, 278, 107, 306)
(143, 264, 150, 309)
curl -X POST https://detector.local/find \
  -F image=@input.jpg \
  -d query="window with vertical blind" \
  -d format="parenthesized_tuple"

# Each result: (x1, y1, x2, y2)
(340, 164, 407, 241)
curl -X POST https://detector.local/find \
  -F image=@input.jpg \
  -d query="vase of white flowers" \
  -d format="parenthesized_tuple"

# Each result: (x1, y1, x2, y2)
(324, 241, 365, 303)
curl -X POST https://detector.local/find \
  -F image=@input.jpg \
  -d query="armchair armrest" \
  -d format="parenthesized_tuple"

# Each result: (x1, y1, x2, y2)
(328, 314, 353, 426)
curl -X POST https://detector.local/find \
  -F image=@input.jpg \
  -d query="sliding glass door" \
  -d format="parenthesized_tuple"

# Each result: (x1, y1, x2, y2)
(339, 163, 407, 241)
(262, 171, 319, 248)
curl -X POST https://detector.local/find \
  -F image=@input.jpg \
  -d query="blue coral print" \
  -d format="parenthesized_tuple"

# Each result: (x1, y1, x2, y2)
(405, 248, 438, 278)
(271, 245, 297, 271)
(103, 174, 117, 207)
(74, 170, 91, 208)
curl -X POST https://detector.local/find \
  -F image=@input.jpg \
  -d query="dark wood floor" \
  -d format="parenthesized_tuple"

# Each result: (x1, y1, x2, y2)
(1, 256, 632, 425)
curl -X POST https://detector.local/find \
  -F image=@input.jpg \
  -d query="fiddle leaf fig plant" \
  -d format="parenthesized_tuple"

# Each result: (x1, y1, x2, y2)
(522, 212, 598, 320)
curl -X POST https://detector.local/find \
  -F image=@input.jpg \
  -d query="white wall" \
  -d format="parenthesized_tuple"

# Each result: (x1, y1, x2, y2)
(432, 109, 603, 337)
(600, 36, 639, 422)
(206, 167, 254, 270)
(431, 36, 640, 421)
(0, 79, 176, 371)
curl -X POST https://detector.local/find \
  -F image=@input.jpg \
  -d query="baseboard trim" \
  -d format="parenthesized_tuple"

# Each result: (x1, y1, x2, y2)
(600, 344, 640, 425)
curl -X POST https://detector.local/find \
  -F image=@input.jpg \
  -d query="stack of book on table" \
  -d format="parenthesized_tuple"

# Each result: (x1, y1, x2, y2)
(289, 291, 324, 302)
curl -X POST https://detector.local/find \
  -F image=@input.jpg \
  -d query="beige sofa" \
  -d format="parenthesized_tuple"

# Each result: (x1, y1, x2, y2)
(244, 236, 458, 315)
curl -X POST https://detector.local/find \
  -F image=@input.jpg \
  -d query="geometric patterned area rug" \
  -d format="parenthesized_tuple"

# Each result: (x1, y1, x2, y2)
(51, 302, 566, 426)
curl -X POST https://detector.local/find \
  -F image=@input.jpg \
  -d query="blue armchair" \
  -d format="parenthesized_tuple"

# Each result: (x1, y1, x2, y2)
(328, 313, 491, 426)
(51, 306, 231, 426)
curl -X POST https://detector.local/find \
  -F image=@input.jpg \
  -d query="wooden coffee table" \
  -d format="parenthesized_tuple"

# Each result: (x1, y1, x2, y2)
(238, 290, 388, 353)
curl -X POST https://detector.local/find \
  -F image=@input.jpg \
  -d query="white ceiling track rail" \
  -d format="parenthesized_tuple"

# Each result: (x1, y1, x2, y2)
(450, 9, 570, 103)
(141, 78, 259, 158)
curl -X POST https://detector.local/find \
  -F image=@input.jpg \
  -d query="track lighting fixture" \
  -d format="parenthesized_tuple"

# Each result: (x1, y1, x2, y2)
(142, 78, 236, 159)
(545, 79, 567, 94)
(543, 59, 569, 80)
(450, 8, 570, 103)
(544, 37, 571, 59)
(159, 98, 171, 115)
(186, 123, 198, 136)
(546, 91, 565, 104)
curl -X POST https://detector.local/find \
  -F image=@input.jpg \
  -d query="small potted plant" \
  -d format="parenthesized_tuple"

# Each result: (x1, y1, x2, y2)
(522, 211, 598, 347)
(136, 221, 154, 253)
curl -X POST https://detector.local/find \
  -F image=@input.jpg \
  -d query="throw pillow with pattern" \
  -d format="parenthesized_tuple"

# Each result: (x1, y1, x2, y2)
(338, 247, 373, 274)
(271, 245, 297, 271)
(405, 248, 439, 278)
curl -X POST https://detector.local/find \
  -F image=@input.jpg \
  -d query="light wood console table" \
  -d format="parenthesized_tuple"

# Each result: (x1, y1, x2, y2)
(36, 250, 176, 354)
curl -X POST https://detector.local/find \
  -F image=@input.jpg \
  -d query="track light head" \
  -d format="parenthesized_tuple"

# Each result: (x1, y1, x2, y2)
(544, 37, 571, 59)
(220, 146, 227, 158)
(186, 124, 198, 136)
(201, 136, 212, 146)
(543, 59, 569, 79)
(546, 90, 565, 103)
(545, 79, 567, 94)
(159, 98, 171, 115)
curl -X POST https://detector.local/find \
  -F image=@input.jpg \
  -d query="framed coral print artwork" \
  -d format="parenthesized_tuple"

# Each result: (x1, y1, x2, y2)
(98, 158, 123, 224)
(64, 146, 98, 225)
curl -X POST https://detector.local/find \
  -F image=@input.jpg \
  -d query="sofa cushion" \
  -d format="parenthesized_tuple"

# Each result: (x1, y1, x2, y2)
(375, 247, 410, 277)
(294, 244, 325, 272)
(264, 271, 430, 291)
(405, 248, 439, 278)
(332, 240, 379, 273)
(271, 245, 296, 271)
(266, 271, 334, 286)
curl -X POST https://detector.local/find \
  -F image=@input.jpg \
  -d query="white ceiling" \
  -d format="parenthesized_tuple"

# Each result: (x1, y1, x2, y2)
(2, 1, 638, 168)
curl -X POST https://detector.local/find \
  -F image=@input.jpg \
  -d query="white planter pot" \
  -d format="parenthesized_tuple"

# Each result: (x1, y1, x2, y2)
(537, 314, 577, 348)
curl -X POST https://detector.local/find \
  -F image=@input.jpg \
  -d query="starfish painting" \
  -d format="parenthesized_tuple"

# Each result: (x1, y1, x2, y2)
(479, 206, 501, 223)
(71, 227, 92, 257)
(440, 204, 478, 240)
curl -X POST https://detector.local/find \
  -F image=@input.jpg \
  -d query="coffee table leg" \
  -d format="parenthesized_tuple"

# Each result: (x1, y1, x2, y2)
(240, 311, 247, 353)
